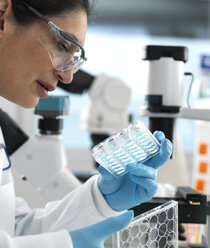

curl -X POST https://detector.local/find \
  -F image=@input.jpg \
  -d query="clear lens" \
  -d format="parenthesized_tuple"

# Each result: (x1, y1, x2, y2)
(38, 29, 85, 73)
(72, 58, 85, 73)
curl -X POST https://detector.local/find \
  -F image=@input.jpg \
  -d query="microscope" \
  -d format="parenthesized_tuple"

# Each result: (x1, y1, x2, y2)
(140, 45, 210, 144)
(3, 70, 131, 203)
(137, 45, 210, 248)
(58, 71, 131, 169)
(10, 96, 81, 202)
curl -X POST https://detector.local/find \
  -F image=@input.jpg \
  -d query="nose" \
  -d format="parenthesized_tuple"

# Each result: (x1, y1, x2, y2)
(55, 69, 73, 84)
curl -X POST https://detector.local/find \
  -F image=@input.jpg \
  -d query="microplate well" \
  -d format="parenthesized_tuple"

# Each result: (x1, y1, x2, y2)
(112, 200, 178, 248)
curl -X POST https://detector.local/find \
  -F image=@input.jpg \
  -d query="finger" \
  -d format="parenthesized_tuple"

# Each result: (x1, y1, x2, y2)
(91, 211, 134, 240)
(130, 176, 158, 200)
(144, 138, 172, 169)
(153, 131, 165, 144)
(130, 175, 158, 191)
(126, 163, 157, 180)
(98, 165, 116, 181)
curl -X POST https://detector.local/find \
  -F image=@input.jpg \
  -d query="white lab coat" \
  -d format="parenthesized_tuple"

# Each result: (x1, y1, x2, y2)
(0, 127, 120, 248)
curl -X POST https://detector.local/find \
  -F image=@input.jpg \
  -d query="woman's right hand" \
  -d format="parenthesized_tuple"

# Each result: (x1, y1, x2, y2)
(69, 211, 133, 248)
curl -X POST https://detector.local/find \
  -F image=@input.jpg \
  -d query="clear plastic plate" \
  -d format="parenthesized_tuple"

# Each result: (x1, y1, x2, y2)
(92, 120, 161, 178)
(112, 200, 178, 248)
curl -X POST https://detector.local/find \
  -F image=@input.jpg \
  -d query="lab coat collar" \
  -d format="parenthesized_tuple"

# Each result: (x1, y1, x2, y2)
(0, 127, 11, 171)
(0, 144, 11, 171)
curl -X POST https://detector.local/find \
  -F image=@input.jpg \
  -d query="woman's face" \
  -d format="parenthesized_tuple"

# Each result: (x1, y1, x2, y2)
(0, 8, 87, 108)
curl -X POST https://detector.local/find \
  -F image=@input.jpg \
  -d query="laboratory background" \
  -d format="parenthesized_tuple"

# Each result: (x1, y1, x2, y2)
(1, 0, 210, 247)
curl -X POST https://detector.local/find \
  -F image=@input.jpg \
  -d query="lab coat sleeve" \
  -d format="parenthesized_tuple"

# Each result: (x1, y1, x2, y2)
(0, 230, 73, 248)
(15, 175, 120, 236)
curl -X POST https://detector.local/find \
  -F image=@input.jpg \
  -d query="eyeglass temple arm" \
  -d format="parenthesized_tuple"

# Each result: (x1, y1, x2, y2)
(58, 30, 86, 60)
(21, 2, 49, 24)
(21, 2, 86, 60)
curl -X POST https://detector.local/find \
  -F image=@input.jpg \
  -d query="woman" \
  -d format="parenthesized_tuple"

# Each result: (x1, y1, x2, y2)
(0, 0, 172, 247)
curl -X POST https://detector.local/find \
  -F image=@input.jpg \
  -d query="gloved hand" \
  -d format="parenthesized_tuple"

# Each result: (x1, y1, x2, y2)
(98, 131, 172, 211)
(69, 211, 133, 248)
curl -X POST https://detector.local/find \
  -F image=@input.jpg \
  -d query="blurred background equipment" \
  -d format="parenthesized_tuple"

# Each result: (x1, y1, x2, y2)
(11, 96, 81, 202)
(9, 72, 131, 203)
(89, 0, 210, 39)
(139, 45, 210, 248)
(59, 71, 131, 168)
(140, 45, 188, 147)
(140, 45, 210, 148)
(192, 54, 210, 195)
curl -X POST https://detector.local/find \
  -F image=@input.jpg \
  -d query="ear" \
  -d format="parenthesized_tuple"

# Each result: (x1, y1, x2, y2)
(0, 0, 12, 39)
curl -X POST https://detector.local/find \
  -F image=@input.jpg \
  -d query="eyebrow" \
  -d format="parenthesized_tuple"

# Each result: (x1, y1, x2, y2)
(67, 33, 80, 44)
(64, 31, 83, 47)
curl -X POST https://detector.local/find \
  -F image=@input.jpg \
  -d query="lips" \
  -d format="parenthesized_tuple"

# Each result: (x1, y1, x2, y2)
(36, 80, 56, 92)
(36, 80, 56, 98)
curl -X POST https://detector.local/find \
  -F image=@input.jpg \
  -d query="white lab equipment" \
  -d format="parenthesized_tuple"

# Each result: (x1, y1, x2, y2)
(92, 120, 160, 178)
(112, 200, 178, 248)
(4, 71, 131, 205)
(140, 45, 210, 144)
(11, 96, 81, 202)
(81, 73, 131, 134)
(59, 71, 131, 160)
(139, 45, 210, 187)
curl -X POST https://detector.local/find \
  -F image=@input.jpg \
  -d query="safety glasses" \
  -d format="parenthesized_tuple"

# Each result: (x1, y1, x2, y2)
(21, 2, 87, 73)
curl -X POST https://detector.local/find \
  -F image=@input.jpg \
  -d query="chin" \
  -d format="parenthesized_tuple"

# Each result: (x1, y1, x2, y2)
(17, 98, 40, 109)
(2, 94, 38, 109)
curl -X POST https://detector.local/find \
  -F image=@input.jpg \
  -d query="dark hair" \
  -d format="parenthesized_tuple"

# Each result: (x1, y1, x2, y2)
(11, 0, 91, 25)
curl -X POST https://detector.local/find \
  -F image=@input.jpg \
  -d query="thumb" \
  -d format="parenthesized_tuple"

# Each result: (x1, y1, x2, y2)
(93, 211, 134, 240)
(98, 165, 116, 181)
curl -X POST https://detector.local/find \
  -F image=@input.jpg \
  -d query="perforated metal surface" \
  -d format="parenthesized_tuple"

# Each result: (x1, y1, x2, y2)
(112, 201, 178, 248)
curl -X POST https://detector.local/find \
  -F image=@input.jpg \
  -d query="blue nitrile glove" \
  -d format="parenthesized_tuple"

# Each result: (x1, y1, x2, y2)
(98, 131, 172, 211)
(69, 211, 134, 248)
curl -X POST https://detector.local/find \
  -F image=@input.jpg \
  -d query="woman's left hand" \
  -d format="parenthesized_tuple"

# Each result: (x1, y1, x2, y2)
(98, 131, 172, 211)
